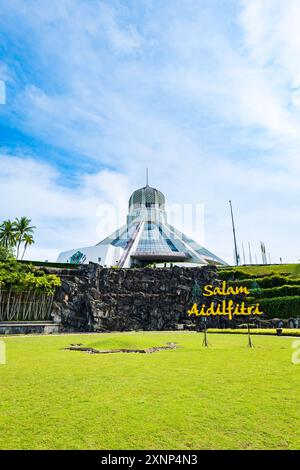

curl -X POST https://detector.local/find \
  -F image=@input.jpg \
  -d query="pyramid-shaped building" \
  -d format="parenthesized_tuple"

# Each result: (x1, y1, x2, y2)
(57, 184, 227, 267)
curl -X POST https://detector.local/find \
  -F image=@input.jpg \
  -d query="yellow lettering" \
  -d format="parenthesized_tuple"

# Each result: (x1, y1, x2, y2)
(188, 303, 199, 316)
(253, 303, 263, 315)
(239, 286, 250, 295)
(199, 304, 206, 315)
(202, 281, 251, 297)
(203, 285, 214, 296)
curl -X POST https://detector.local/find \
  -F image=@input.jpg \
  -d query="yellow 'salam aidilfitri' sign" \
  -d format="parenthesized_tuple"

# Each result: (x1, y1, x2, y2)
(188, 281, 263, 321)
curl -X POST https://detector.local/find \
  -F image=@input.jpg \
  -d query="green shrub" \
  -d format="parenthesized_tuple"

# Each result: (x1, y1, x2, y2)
(218, 268, 291, 281)
(229, 275, 300, 289)
(218, 269, 270, 281)
(16, 260, 79, 269)
(0, 245, 14, 261)
(0, 260, 61, 295)
(251, 285, 300, 299)
(207, 328, 300, 337)
(228, 278, 261, 289)
(256, 296, 300, 319)
(258, 275, 300, 288)
(291, 264, 300, 278)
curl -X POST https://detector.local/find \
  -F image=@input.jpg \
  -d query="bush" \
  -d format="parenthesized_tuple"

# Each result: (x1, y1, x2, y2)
(207, 328, 300, 337)
(0, 245, 14, 261)
(217, 268, 290, 281)
(218, 269, 269, 281)
(229, 275, 300, 289)
(17, 260, 79, 269)
(257, 296, 300, 319)
(251, 285, 300, 299)
(0, 260, 61, 295)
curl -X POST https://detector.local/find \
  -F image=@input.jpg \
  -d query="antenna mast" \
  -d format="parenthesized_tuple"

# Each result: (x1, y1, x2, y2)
(146, 168, 149, 186)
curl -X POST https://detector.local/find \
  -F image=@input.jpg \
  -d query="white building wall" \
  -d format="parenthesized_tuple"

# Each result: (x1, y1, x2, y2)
(57, 244, 124, 266)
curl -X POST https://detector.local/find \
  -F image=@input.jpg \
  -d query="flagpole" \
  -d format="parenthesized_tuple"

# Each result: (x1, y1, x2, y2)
(229, 200, 239, 266)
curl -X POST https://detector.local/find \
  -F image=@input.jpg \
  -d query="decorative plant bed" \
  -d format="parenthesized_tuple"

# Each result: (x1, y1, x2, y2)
(64, 342, 178, 354)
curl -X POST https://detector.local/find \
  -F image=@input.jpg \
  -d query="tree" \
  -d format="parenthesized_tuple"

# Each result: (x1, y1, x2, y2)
(21, 234, 35, 260)
(14, 217, 36, 259)
(0, 219, 16, 248)
(0, 245, 14, 261)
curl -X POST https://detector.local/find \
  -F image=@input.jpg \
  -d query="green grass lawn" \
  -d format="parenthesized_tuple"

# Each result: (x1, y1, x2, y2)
(219, 263, 300, 278)
(0, 332, 299, 450)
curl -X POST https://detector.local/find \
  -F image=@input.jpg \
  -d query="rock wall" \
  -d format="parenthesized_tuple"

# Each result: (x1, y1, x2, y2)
(50, 263, 220, 331)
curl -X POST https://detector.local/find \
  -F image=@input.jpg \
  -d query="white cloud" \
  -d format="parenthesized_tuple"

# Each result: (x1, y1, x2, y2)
(0, 155, 130, 261)
(239, 0, 300, 131)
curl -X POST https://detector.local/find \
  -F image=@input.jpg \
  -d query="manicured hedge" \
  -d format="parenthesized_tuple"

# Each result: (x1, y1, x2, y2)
(17, 260, 79, 269)
(207, 328, 300, 337)
(251, 285, 300, 299)
(257, 296, 300, 319)
(218, 269, 280, 281)
(229, 275, 300, 289)
(219, 268, 300, 320)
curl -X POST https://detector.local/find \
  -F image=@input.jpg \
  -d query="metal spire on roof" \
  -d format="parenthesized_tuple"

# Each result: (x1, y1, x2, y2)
(146, 168, 149, 186)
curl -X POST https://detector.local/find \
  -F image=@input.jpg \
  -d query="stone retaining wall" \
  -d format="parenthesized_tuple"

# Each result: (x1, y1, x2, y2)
(50, 263, 220, 331)
(0, 322, 61, 335)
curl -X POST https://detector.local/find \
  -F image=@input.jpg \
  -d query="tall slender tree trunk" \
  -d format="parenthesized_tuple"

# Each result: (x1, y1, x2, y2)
(21, 243, 27, 260)
(16, 240, 21, 259)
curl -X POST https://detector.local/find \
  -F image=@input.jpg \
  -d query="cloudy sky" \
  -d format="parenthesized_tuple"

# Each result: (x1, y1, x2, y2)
(0, 0, 299, 264)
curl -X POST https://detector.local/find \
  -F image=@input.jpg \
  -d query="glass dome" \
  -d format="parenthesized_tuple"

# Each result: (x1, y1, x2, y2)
(128, 185, 165, 210)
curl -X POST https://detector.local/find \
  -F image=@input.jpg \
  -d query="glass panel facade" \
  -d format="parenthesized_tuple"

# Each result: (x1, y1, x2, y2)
(136, 222, 179, 253)
(111, 224, 137, 249)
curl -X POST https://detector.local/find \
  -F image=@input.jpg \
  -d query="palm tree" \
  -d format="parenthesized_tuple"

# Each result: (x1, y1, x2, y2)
(14, 217, 36, 259)
(0, 219, 17, 248)
(21, 234, 35, 260)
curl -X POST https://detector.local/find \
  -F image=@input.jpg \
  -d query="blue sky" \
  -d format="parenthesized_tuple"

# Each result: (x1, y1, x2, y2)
(0, 0, 299, 263)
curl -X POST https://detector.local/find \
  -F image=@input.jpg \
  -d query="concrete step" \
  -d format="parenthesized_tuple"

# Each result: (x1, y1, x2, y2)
(0, 321, 58, 326)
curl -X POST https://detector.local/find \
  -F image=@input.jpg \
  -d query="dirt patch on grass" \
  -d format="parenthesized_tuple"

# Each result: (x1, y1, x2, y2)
(64, 342, 178, 354)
